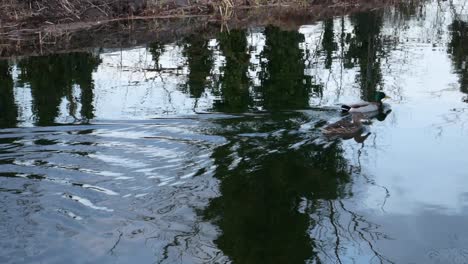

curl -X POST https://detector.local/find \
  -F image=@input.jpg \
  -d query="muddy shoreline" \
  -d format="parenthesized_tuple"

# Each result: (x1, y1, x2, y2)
(0, 0, 405, 58)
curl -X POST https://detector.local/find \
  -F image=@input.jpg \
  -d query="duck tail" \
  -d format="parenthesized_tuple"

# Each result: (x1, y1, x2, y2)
(341, 105, 351, 112)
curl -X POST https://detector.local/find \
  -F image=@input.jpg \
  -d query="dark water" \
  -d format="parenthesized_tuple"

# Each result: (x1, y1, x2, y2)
(2, 1, 468, 263)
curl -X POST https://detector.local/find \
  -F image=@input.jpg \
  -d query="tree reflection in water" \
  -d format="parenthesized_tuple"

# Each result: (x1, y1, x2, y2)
(0, 60, 17, 128)
(213, 29, 252, 113)
(203, 111, 393, 263)
(448, 19, 468, 97)
(258, 26, 314, 111)
(182, 35, 213, 99)
(346, 11, 384, 102)
(16, 53, 101, 126)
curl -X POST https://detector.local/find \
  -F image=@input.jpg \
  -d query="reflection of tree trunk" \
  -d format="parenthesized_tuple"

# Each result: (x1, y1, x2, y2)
(346, 12, 384, 101)
(339, 16, 345, 94)
(66, 85, 78, 121)
(448, 19, 468, 94)
(259, 26, 313, 110)
(79, 82, 95, 121)
(75, 53, 100, 121)
(183, 35, 213, 99)
(214, 30, 251, 112)
(364, 35, 375, 100)
(23, 56, 67, 125)
(322, 19, 337, 70)
(0, 61, 18, 128)
(149, 42, 165, 71)
(17, 53, 100, 125)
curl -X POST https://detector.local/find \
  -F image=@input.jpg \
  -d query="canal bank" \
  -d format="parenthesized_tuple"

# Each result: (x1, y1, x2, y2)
(0, 0, 414, 58)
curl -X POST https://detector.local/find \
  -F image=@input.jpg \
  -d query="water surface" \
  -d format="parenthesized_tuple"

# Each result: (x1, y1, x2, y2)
(2, 1, 468, 263)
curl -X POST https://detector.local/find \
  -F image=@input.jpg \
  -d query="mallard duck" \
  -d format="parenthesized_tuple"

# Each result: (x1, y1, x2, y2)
(322, 113, 372, 143)
(341, 92, 390, 113)
(321, 113, 365, 136)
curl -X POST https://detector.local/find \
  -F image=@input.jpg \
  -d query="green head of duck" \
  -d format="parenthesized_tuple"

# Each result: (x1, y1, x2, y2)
(375, 91, 388, 102)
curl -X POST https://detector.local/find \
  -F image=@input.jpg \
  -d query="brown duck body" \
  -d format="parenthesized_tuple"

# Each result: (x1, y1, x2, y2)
(321, 113, 364, 136)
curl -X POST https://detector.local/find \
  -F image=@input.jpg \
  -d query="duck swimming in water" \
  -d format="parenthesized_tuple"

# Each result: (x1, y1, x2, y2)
(341, 91, 390, 113)
(321, 113, 365, 136)
(321, 113, 373, 143)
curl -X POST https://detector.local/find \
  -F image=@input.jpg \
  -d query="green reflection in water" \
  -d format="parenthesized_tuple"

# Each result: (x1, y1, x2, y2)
(322, 19, 337, 70)
(182, 35, 214, 99)
(258, 26, 314, 111)
(149, 42, 165, 71)
(213, 30, 252, 112)
(17, 53, 101, 126)
(448, 19, 468, 95)
(203, 113, 351, 264)
(346, 11, 384, 101)
(0, 61, 17, 128)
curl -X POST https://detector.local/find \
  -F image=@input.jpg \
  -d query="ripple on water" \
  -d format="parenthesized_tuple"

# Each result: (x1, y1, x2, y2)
(0, 120, 224, 263)
(62, 194, 114, 212)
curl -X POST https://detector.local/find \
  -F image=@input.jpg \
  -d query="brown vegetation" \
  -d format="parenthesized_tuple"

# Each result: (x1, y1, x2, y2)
(0, 0, 392, 27)
(0, 0, 401, 58)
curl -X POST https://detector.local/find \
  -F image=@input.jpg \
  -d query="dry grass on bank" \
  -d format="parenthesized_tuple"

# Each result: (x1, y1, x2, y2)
(0, 0, 344, 27)
(0, 0, 408, 58)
